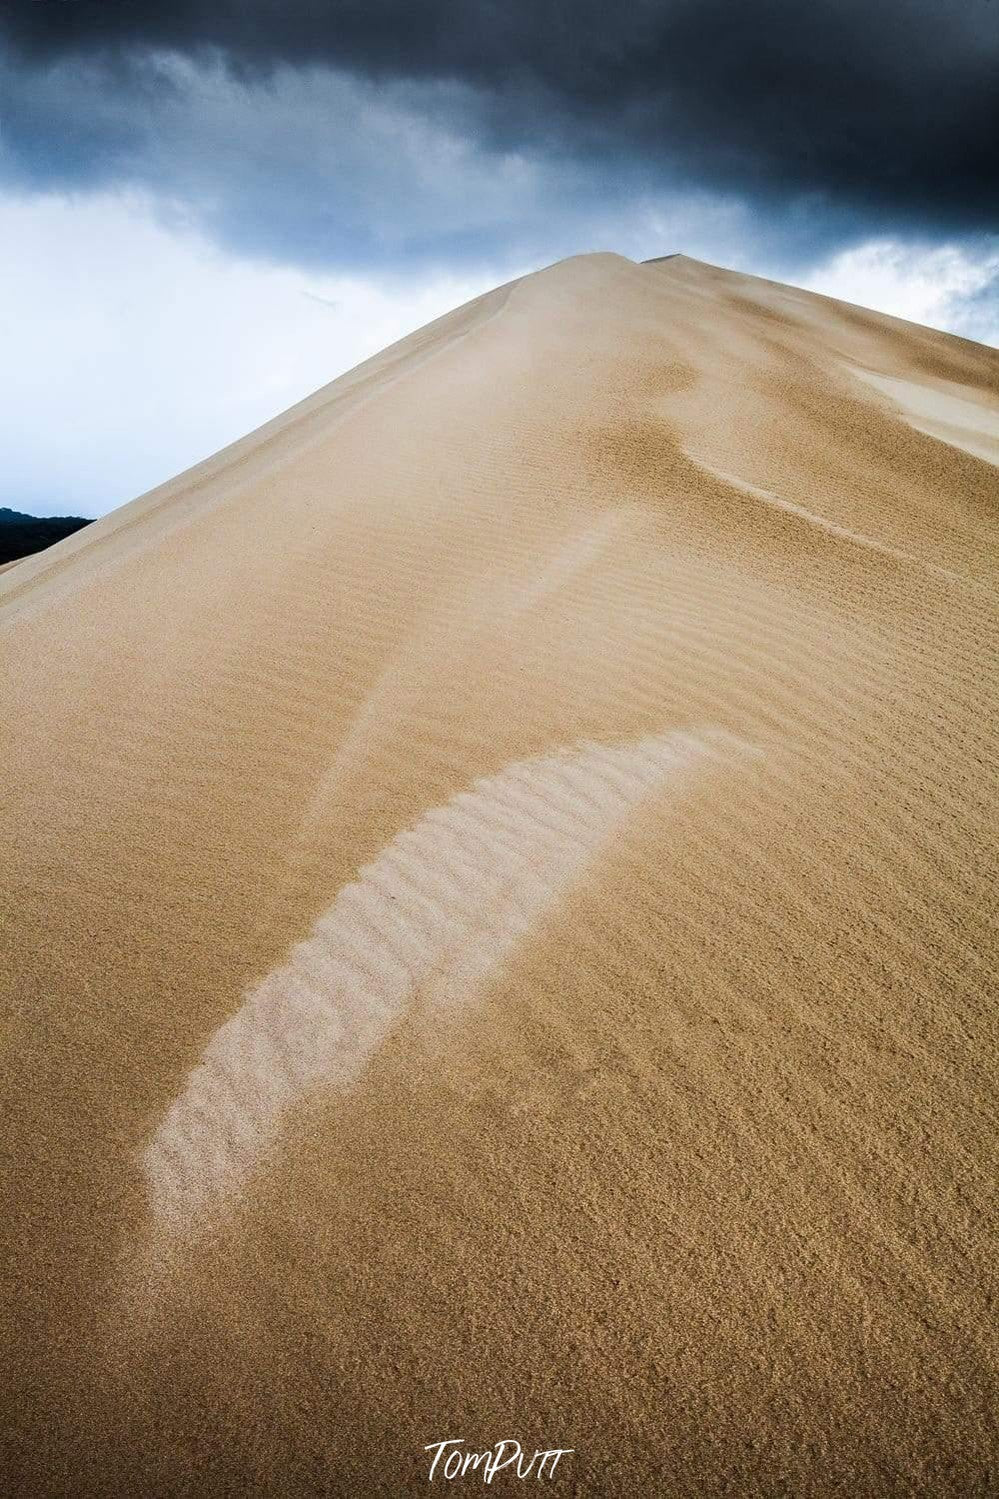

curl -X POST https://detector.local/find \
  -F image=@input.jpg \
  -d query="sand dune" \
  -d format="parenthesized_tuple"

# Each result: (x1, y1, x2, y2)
(1, 252, 997, 1496)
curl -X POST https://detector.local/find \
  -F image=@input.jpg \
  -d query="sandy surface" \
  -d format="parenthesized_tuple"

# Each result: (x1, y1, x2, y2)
(1, 253, 997, 1496)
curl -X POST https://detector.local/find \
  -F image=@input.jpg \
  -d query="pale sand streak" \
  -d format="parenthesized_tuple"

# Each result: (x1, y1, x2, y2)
(846, 366, 999, 468)
(141, 728, 756, 1249)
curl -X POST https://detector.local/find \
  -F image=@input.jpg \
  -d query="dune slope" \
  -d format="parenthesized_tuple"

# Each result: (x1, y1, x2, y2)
(1, 252, 997, 1496)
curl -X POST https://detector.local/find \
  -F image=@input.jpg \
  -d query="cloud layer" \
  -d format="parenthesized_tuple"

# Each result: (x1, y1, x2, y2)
(1, 3, 995, 517)
(2, 0, 996, 274)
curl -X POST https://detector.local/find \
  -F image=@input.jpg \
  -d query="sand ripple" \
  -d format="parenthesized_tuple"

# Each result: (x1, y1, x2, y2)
(140, 727, 755, 1254)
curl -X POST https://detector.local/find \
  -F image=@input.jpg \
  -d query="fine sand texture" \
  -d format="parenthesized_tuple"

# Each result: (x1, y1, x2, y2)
(1, 253, 997, 1496)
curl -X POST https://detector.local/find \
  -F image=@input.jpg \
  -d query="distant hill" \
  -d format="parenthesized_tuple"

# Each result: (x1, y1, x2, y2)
(0, 506, 92, 566)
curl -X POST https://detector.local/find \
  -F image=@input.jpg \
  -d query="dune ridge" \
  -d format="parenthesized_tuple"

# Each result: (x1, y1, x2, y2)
(684, 451, 981, 588)
(1, 250, 997, 1497)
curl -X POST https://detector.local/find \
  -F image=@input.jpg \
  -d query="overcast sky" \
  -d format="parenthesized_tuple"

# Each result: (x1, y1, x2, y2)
(1, 0, 996, 517)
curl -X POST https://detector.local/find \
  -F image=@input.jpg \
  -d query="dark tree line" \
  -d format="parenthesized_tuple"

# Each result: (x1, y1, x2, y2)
(0, 507, 92, 566)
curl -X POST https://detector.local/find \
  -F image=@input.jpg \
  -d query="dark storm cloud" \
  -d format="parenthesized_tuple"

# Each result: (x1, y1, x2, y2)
(2, 0, 996, 229)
